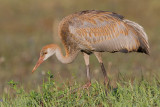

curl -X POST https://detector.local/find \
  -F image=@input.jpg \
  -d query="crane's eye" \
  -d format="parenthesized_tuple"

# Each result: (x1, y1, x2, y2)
(41, 52, 47, 56)
(44, 52, 47, 55)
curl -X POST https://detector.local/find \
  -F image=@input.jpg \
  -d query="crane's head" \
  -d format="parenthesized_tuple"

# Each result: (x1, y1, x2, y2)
(32, 44, 57, 73)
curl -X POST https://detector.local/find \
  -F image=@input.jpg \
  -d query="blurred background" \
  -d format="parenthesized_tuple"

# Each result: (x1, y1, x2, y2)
(0, 0, 160, 95)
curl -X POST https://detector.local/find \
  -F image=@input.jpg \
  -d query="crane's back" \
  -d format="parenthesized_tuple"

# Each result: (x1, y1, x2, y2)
(58, 10, 150, 55)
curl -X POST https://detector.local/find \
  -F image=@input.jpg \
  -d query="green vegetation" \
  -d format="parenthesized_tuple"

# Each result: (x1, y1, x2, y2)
(0, 72, 160, 106)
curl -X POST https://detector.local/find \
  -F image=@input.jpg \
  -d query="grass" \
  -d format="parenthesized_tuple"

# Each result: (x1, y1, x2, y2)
(1, 72, 160, 107)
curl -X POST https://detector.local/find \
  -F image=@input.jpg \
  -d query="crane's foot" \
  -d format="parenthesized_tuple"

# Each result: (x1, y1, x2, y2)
(104, 77, 110, 87)
(69, 81, 91, 94)
(57, 81, 91, 99)
(82, 81, 91, 89)
(104, 77, 111, 95)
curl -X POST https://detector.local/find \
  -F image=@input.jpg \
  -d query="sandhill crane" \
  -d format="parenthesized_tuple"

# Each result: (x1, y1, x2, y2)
(32, 10, 150, 89)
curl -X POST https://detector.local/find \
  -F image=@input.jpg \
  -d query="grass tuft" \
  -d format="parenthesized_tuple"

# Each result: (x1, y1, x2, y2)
(0, 72, 160, 107)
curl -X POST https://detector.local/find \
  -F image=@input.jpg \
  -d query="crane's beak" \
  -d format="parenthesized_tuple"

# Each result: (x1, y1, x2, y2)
(32, 57, 44, 73)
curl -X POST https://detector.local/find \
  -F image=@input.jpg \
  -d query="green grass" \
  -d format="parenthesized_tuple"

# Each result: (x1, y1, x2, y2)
(1, 72, 160, 107)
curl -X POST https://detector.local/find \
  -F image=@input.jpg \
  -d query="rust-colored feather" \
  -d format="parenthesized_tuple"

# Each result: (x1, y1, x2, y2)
(58, 10, 150, 54)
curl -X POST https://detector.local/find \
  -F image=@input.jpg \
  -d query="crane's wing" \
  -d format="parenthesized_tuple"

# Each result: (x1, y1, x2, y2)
(69, 10, 149, 54)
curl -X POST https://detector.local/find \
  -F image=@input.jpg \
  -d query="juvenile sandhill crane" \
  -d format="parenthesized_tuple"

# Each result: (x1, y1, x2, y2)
(32, 10, 150, 89)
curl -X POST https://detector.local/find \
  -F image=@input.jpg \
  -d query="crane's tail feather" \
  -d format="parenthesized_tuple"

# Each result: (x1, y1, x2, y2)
(124, 19, 150, 55)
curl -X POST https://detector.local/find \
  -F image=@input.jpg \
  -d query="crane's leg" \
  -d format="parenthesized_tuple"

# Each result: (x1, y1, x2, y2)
(94, 52, 110, 92)
(82, 53, 91, 89)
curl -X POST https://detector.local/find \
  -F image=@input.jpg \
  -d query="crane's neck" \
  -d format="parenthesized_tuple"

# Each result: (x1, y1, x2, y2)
(55, 45, 79, 64)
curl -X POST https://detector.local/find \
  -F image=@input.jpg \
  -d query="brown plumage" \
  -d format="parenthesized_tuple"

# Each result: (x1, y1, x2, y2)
(59, 10, 149, 55)
(32, 10, 150, 90)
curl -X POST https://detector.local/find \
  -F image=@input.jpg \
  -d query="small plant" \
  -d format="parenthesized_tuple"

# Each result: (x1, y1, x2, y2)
(8, 80, 24, 94)
(41, 71, 56, 103)
(8, 80, 18, 89)
(42, 71, 55, 91)
(27, 90, 42, 106)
